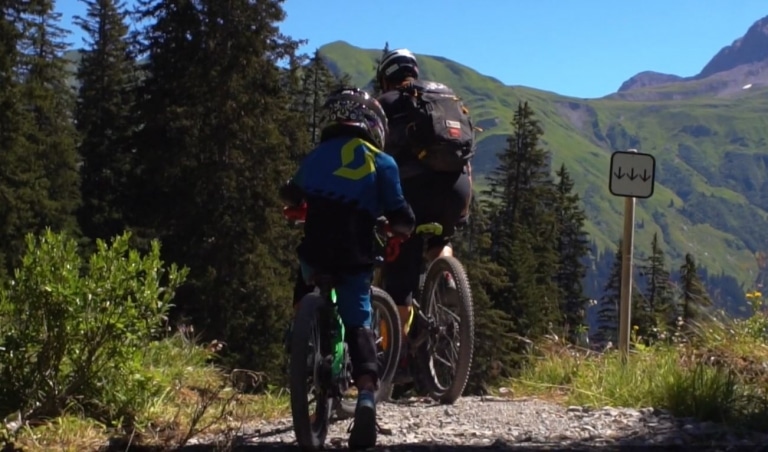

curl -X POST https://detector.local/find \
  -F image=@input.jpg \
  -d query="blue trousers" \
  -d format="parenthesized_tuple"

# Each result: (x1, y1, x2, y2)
(299, 259, 373, 329)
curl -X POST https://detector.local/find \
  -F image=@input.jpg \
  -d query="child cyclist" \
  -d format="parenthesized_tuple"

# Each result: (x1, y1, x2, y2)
(279, 86, 415, 449)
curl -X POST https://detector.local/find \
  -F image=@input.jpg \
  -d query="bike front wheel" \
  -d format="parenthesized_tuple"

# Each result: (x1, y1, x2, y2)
(290, 294, 333, 450)
(415, 255, 475, 404)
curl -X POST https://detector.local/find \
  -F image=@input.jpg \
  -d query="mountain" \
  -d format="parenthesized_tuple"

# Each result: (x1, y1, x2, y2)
(615, 15, 768, 99)
(699, 16, 768, 79)
(317, 15, 768, 289)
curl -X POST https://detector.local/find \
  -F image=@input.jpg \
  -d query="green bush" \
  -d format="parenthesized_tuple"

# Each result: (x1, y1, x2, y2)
(0, 230, 188, 424)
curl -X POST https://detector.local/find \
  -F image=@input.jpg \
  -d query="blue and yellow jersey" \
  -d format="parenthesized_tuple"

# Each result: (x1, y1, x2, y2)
(286, 136, 415, 271)
(291, 136, 408, 218)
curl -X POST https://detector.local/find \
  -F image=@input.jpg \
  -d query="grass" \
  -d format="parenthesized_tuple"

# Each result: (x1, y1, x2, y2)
(7, 309, 768, 450)
(504, 306, 768, 431)
(1, 332, 290, 452)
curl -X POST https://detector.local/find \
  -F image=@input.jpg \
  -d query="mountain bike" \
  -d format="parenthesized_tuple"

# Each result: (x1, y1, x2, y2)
(283, 205, 402, 449)
(374, 220, 475, 405)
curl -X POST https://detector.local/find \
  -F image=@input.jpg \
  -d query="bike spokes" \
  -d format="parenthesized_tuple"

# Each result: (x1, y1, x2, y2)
(306, 320, 331, 427)
(426, 287, 464, 390)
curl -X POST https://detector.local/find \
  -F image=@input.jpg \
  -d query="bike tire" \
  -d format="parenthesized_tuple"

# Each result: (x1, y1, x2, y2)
(290, 294, 333, 450)
(415, 255, 475, 404)
(335, 286, 402, 418)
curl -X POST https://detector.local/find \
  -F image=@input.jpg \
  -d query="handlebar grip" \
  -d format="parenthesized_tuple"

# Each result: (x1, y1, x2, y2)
(385, 238, 401, 262)
(283, 203, 307, 222)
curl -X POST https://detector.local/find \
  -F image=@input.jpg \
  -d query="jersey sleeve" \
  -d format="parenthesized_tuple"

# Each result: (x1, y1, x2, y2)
(376, 152, 415, 232)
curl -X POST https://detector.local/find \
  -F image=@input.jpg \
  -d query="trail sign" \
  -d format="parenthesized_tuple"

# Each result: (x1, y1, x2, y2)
(607, 148, 657, 364)
(609, 151, 656, 199)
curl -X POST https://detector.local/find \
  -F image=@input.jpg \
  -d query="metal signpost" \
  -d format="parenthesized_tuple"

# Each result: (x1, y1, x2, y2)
(608, 149, 656, 363)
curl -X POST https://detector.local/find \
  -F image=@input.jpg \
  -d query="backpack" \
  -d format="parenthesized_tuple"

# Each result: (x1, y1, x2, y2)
(398, 81, 475, 173)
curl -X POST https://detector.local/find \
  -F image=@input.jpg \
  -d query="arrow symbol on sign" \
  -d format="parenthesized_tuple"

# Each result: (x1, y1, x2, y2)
(613, 167, 625, 179)
(628, 168, 638, 181)
(639, 170, 650, 182)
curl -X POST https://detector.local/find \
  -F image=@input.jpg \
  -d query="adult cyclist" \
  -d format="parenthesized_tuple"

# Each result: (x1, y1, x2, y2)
(375, 48, 474, 386)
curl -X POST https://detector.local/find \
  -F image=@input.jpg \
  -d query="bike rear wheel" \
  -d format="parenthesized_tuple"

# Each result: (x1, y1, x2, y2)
(335, 286, 402, 418)
(290, 294, 334, 450)
(415, 255, 475, 404)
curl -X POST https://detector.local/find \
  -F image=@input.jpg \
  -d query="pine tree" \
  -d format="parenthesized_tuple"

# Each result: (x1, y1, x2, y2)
(133, 0, 308, 377)
(483, 102, 560, 339)
(639, 232, 675, 333)
(130, 0, 206, 248)
(679, 253, 712, 326)
(595, 240, 644, 345)
(300, 49, 338, 147)
(74, 0, 138, 243)
(370, 41, 389, 96)
(0, 0, 34, 276)
(20, 1, 81, 230)
(452, 195, 516, 393)
(0, 0, 80, 274)
(553, 163, 590, 341)
(596, 241, 622, 344)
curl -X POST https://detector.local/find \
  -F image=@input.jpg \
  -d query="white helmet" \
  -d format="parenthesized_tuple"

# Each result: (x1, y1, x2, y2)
(376, 48, 420, 88)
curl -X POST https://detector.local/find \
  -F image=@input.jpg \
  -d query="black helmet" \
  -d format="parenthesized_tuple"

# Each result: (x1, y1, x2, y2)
(377, 48, 419, 88)
(319, 87, 388, 150)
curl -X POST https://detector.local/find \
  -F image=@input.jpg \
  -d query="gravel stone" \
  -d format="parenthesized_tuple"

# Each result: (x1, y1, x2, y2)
(181, 396, 768, 450)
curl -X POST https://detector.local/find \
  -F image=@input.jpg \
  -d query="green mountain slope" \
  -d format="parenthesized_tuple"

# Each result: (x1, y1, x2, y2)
(319, 40, 768, 287)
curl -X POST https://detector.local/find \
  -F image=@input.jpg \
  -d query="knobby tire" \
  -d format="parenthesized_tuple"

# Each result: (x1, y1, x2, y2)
(290, 294, 332, 450)
(416, 255, 475, 404)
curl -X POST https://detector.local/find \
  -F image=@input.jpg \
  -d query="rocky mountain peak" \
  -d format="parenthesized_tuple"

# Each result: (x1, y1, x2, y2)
(697, 15, 768, 79)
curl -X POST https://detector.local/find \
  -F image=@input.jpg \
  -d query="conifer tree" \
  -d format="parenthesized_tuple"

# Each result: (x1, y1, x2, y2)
(74, 0, 138, 243)
(370, 41, 389, 96)
(595, 240, 645, 345)
(300, 49, 339, 146)
(640, 232, 675, 332)
(0, 1, 34, 276)
(553, 163, 590, 341)
(483, 102, 560, 339)
(679, 253, 712, 326)
(130, 0, 204, 248)
(133, 0, 308, 376)
(596, 241, 622, 344)
(3, 0, 80, 271)
(452, 195, 516, 393)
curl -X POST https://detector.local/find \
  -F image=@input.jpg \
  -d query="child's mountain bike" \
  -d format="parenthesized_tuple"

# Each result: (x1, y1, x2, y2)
(374, 220, 475, 405)
(283, 205, 402, 450)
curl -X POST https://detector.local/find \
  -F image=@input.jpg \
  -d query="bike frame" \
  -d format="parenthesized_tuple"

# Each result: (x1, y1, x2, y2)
(284, 205, 348, 390)
(375, 222, 444, 347)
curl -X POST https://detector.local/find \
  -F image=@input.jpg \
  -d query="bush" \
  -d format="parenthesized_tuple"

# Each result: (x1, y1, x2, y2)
(0, 229, 188, 424)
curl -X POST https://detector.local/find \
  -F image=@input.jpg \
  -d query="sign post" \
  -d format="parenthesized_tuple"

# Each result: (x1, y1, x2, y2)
(608, 149, 656, 363)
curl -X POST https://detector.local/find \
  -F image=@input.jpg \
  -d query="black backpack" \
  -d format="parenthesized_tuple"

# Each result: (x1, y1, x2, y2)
(398, 81, 475, 173)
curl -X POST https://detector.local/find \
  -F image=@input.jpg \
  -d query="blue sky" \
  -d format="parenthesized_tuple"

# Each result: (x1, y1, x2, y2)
(55, 0, 767, 99)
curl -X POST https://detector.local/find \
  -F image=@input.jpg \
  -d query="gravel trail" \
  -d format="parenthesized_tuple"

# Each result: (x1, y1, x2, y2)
(176, 396, 768, 451)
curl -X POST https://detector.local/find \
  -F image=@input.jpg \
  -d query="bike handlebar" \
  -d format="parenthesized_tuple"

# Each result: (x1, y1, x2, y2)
(281, 204, 442, 263)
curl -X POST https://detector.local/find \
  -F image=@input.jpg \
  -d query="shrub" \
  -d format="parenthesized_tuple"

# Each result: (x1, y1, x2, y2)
(0, 229, 188, 424)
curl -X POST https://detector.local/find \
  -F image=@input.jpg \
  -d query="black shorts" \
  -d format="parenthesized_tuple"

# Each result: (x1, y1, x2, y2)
(383, 169, 472, 306)
(400, 168, 472, 247)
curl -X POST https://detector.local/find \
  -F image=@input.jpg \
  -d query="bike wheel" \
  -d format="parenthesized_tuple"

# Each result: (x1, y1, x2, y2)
(415, 255, 475, 404)
(290, 294, 333, 450)
(335, 286, 402, 418)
